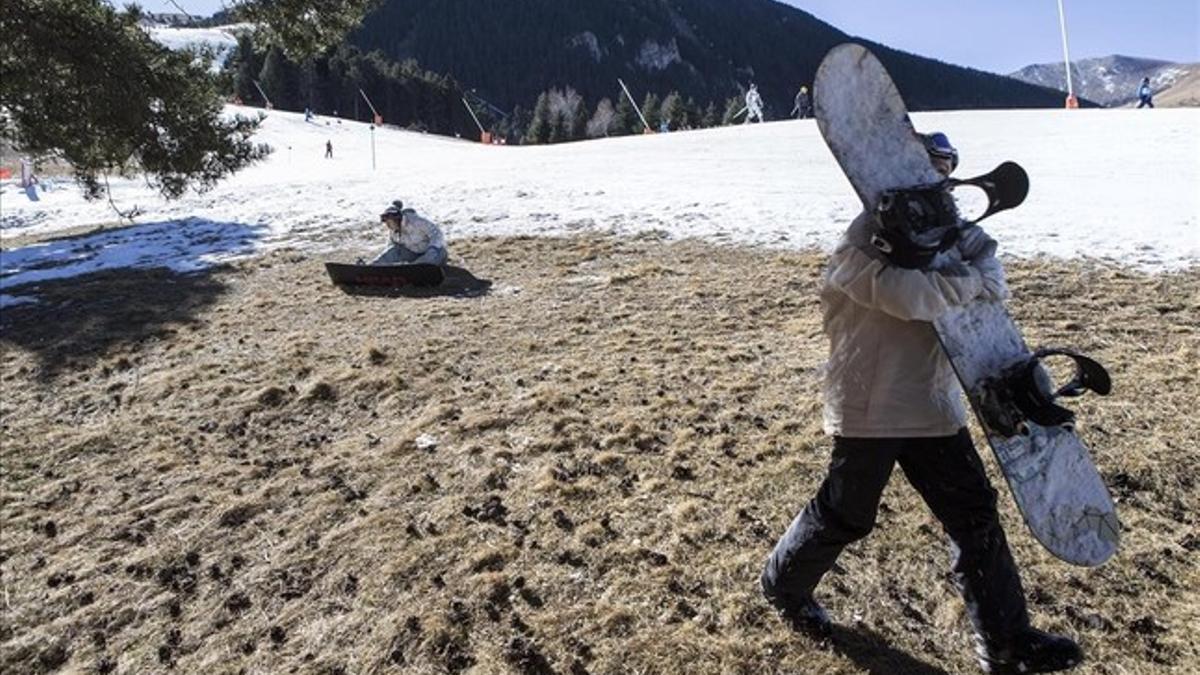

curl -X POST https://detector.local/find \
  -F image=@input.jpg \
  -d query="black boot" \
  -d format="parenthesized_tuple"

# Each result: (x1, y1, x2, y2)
(976, 628, 1083, 674)
(764, 592, 832, 640)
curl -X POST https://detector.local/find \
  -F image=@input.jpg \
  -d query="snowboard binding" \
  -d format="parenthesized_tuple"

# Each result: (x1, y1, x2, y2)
(872, 162, 1031, 269)
(978, 348, 1112, 438)
(947, 161, 1030, 225)
(872, 183, 961, 269)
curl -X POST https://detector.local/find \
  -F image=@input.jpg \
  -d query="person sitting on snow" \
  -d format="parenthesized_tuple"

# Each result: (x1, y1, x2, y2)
(371, 201, 448, 266)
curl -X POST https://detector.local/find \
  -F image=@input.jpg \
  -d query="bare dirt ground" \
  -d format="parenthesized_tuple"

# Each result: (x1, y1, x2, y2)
(1, 234, 1197, 674)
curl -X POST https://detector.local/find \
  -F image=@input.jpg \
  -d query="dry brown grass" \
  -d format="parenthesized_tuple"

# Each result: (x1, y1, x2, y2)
(1, 234, 1197, 674)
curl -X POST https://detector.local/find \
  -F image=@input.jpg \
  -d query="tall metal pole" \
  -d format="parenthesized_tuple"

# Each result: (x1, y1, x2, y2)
(617, 78, 652, 132)
(360, 89, 381, 124)
(370, 124, 376, 171)
(461, 97, 486, 135)
(252, 80, 273, 109)
(1057, 0, 1076, 103)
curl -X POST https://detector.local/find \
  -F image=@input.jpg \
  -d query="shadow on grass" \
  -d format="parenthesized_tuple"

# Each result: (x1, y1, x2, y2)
(0, 266, 229, 379)
(332, 264, 493, 299)
(831, 624, 952, 675)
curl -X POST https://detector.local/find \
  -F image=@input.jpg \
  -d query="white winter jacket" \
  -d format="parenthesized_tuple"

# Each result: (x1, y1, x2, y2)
(820, 212, 1002, 438)
(388, 211, 446, 253)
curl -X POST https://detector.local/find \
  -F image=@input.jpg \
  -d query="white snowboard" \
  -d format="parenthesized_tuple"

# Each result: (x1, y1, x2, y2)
(813, 43, 1118, 567)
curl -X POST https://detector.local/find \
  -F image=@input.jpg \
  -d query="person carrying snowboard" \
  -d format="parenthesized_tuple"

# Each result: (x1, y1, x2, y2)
(744, 84, 765, 124)
(792, 86, 812, 119)
(1136, 77, 1154, 108)
(370, 201, 448, 266)
(760, 132, 1084, 674)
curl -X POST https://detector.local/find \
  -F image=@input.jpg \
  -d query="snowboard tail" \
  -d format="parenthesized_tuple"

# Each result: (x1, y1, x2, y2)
(935, 303, 1118, 567)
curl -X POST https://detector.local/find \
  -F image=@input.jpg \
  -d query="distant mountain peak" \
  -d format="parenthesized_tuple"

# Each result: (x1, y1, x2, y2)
(1009, 55, 1194, 107)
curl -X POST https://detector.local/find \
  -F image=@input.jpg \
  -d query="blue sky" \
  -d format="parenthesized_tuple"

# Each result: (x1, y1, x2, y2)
(785, 0, 1199, 73)
(141, 0, 1198, 74)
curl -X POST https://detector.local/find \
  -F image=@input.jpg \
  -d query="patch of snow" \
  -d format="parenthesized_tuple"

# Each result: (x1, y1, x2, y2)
(145, 24, 247, 72)
(0, 106, 1196, 298)
(636, 39, 681, 72)
(566, 32, 603, 63)
(0, 294, 39, 309)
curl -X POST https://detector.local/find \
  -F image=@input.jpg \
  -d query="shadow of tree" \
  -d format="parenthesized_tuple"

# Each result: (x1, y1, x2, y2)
(332, 265, 493, 299)
(0, 266, 229, 379)
(830, 623, 952, 675)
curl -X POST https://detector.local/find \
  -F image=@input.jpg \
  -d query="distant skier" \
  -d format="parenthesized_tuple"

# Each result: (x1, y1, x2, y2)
(744, 84, 765, 124)
(792, 86, 812, 119)
(1136, 77, 1154, 108)
(761, 132, 1085, 674)
(325, 140, 333, 158)
(370, 201, 448, 266)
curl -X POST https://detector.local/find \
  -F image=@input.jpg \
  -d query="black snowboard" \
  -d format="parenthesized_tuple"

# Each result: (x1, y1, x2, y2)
(325, 262, 445, 288)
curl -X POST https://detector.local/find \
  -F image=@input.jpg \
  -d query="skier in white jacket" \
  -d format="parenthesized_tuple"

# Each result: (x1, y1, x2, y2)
(761, 133, 1085, 674)
(371, 201, 448, 266)
(744, 84, 765, 124)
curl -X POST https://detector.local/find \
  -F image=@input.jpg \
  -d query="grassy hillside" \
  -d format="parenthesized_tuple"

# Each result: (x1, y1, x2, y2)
(1, 234, 1196, 673)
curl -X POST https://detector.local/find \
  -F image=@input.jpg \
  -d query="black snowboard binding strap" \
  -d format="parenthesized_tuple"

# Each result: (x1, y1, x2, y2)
(947, 161, 1030, 225)
(978, 348, 1112, 438)
(872, 183, 961, 269)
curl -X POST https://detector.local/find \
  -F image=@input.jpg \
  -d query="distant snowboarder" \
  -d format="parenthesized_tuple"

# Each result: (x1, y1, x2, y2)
(370, 201, 448, 266)
(325, 140, 333, 158)
(744, 84, 765, 124)
(1136, 77, 1154, 108)
(792, 86, 812, 119)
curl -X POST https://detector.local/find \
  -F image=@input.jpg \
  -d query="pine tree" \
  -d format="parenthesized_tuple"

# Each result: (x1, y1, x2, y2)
(230, 34, 264, 103)
(660, 91, 684, 131)
(570, 99, 589, 141)
(612, 93, 639, 136)
(683, 96, 701, 129)
(722, 96, 744, 125)
(641, 92, 661, 131)
(548, 111, 566, 144)
(235, 0, 377, 59)
(587, 98, 616, 138)
(701, 102, 719, 128)
(1, 0, 270, 202)
(1, 0, 377, 204)
(524, 91, 553, 144)
(258, 47, 299, 109)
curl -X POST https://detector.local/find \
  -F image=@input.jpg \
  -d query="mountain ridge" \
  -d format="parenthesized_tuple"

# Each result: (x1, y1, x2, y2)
(348, 0, 1079, 115)
(1009, 55, 1195, 107)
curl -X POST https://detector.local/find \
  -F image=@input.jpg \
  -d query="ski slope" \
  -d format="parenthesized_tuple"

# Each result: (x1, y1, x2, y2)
(145, 24, 245, 71)
(1, 106, 1197, 306)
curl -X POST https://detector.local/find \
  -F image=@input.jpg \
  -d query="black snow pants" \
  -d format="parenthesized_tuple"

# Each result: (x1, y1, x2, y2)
(761, 428, 1030, 642)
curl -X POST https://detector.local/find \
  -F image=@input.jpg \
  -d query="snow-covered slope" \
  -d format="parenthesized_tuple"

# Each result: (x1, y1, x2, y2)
(144, 24, 247, 71)
(1, 106, 1197, 305)
(1010, 56, 1194, 107)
